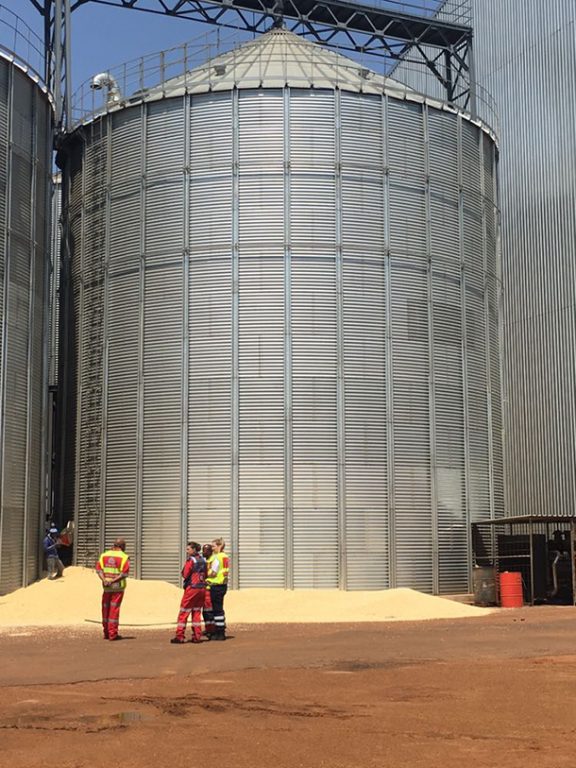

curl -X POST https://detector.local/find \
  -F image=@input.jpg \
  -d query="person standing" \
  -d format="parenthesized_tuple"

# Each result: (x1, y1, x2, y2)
(206, 537, 229, 641)
(171, 542, 207, 644)
(96, 538, 130, 641)
(43, 526, 64, 580)
(202, 543, 216, 638)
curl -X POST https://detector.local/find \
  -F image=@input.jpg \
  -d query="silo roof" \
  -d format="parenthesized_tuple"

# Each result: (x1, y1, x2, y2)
(138, 26, 410, 99)
(75, 27, 496, 143)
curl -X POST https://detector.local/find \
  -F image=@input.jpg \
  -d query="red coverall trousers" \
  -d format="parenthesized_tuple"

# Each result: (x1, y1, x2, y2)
(176, 587, 205, 641)
(101, 590, 125, 640)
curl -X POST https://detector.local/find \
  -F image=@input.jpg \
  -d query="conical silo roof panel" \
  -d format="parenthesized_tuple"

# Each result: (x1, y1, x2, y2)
(143, 26, 409, 98)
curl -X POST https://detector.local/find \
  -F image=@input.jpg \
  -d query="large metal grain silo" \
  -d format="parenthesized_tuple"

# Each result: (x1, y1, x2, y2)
(0, 52, 52, 595)
(59, 28, 501, 593)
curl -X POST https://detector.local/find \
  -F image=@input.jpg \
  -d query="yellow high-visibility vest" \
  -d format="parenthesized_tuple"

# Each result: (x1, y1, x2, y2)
(206, 552, 229, 586)
(98, 549, 129, 592)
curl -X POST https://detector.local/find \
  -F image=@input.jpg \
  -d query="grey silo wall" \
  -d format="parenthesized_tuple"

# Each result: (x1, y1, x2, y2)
(394, 0, 576, 522)
(470, 0, 576, 519)
(0, 57, 52, 595)
(60, 85, 500, 592)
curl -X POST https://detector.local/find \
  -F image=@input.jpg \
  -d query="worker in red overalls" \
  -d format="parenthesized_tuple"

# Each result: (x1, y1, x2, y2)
(202, 543, 216, 638)
(96, 538, 130, 641)
(171, 542, 206, 644)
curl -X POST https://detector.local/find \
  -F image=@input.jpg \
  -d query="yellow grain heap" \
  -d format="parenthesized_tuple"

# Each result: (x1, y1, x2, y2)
(0, 566, 492, 629)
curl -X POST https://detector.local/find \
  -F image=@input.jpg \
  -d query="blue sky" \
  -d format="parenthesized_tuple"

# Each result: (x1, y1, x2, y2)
(13, 0, 447, 108)
(18, 1, 225, 88)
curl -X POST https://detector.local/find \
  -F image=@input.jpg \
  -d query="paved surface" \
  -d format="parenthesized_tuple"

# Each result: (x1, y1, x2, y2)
(1, 607, 576, 767)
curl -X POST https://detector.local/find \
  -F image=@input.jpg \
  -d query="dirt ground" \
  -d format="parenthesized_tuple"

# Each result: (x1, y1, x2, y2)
(2, 607, 576, 768)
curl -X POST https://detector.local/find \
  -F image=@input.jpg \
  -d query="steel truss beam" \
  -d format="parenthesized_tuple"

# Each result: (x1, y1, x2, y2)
(31, 0, 474, 133)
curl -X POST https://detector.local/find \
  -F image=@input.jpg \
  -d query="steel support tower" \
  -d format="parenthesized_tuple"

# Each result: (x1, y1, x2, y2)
(28, 0, 474, 145)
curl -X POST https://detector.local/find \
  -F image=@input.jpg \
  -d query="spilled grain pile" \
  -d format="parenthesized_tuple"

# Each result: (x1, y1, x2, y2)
(0, 566, 492, 629)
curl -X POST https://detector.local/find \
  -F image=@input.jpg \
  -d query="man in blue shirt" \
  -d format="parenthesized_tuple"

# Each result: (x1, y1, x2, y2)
(43, 526, 64, 580)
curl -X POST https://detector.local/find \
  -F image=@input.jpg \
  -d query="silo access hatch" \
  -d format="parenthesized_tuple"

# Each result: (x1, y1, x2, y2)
(472, 516, 576, 606)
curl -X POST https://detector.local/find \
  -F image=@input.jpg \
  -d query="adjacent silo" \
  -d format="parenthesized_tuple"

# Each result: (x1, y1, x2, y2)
(59, 28, 501, 593)
(49, 173, 61, 391)
(0, 53, 52, 595)
(470, 0, 576, 520)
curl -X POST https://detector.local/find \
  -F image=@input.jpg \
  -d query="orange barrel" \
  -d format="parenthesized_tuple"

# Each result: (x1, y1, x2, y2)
(499, 571, 523, 608)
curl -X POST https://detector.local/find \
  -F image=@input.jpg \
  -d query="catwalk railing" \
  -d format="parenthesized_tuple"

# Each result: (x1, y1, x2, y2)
(0, 4, 46, 86)
(69, 26, 498, 136)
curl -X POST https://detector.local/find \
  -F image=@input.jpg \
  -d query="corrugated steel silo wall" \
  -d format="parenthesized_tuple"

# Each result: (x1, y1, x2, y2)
(49, 175, 61, 388)
(61, 87, 498, 592)
(469, 0, 576, 517)
(394, 1, 576, 521)
(0, 58, 52, 595)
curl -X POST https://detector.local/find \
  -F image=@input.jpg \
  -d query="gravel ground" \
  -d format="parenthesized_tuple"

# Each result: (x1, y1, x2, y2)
(1, 606, 575, 768)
